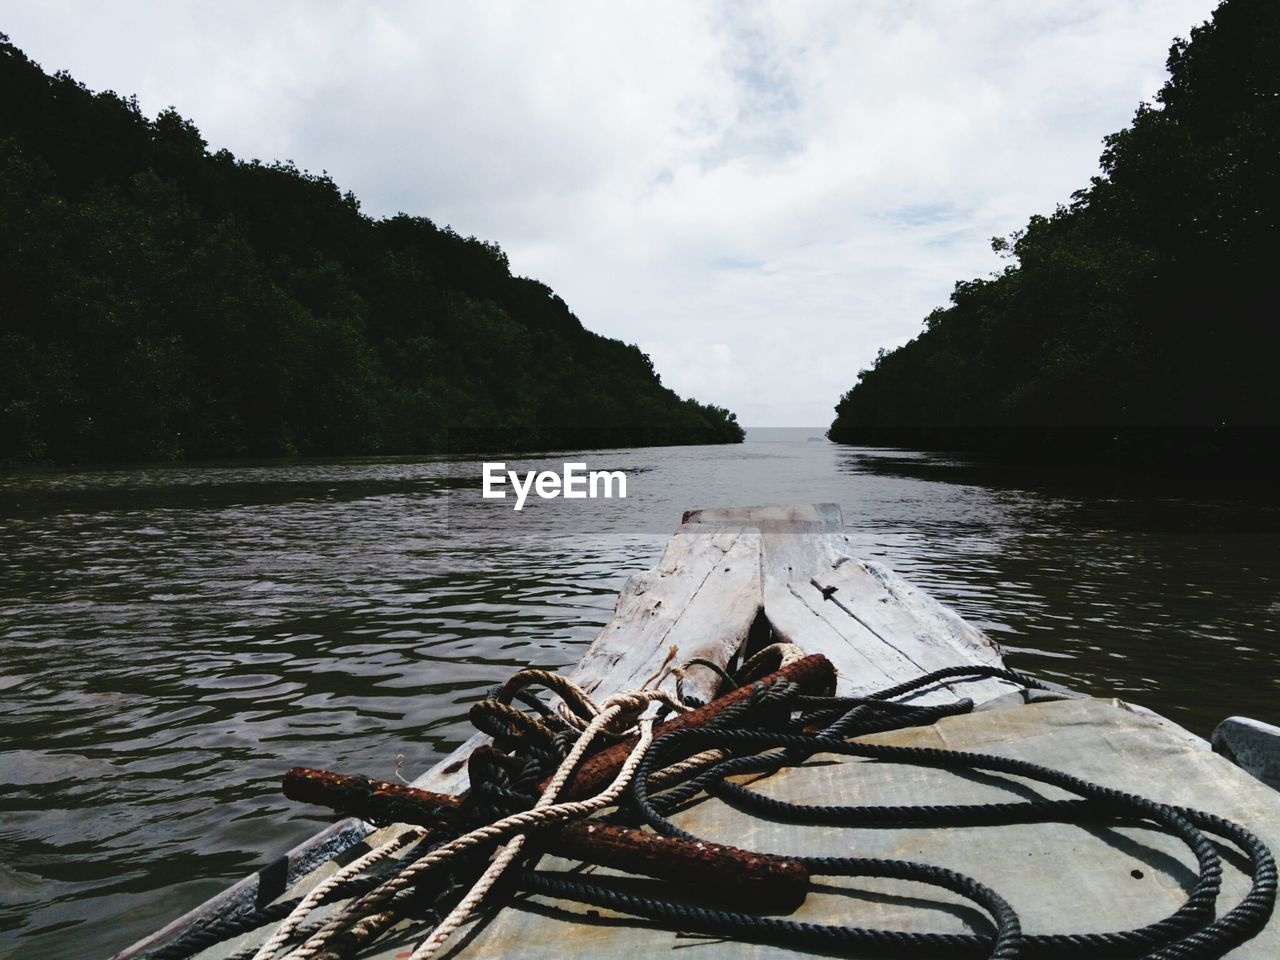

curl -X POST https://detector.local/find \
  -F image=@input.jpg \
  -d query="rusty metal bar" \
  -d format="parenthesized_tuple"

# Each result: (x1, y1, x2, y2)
(282, 768, 808, 910)
(551, 652, 836, 801)
(284, 767, 461, 819)
(544, 820, 808, 911)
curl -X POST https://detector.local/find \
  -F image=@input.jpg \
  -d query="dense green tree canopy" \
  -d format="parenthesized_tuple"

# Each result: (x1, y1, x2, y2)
(0, 36, 742, 463)
(829, 0, 1278, 462)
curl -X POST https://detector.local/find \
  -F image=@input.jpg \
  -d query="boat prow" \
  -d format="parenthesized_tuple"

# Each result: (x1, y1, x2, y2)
(114, 504, 1280, 959)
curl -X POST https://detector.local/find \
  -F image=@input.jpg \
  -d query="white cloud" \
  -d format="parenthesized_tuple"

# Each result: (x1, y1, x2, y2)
(4, 0, 1219, 425)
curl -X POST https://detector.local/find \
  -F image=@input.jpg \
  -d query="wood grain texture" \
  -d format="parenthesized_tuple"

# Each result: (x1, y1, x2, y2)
(565, 520, 762, 705)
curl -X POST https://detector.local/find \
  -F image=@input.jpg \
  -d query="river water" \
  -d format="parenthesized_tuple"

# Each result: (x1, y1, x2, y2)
(2, 430, 1278, 958)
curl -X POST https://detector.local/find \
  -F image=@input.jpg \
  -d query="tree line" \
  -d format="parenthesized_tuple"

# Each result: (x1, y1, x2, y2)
(829, 0, 1279, 466)
(0, 35, 743, 464)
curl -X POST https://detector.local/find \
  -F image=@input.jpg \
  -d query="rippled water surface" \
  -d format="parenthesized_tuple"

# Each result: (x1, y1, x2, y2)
(2, 433, 1278, 958)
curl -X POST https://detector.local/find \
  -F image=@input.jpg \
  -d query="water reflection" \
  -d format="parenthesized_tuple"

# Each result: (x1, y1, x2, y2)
(1, 439, 1277, 957)
(838, 446, 1280, 727)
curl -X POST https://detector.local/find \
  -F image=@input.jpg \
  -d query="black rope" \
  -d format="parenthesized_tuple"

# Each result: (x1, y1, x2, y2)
(575, 667, 1276, 959)
(859, 664, 1054, 701)
(682, 656, 740, 690)
(520, 864, 1023, 959)
(156, 663, 1275, 960)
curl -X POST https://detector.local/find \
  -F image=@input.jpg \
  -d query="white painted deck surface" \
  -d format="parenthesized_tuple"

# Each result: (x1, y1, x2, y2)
(117, 504, 1278, 960)
(449, 697, 1280, 959)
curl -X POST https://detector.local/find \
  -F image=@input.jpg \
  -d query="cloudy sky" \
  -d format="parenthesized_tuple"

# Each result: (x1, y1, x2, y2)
(6, 1, 1218, 426)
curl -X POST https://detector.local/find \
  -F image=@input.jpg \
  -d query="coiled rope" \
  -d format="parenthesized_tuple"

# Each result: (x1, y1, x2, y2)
(165, 660, 1275, 960)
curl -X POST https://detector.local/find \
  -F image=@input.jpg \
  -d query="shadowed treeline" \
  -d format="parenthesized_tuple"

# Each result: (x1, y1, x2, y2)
(829, 0, 1279, 467)
(0, 36, 743, 464)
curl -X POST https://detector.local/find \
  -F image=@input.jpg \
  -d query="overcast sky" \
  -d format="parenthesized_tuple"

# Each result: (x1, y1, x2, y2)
(6, 1, 1219, 426)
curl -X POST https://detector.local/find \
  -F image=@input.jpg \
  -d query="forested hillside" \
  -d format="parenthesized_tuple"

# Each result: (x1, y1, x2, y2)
(0, 35, 742, 463)
(829, 0, 1278, 464)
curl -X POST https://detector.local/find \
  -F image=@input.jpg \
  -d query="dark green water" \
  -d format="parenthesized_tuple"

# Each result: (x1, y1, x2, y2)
(2, 433, 1278, 958)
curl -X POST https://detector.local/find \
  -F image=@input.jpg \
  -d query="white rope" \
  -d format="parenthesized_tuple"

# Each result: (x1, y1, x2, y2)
(639, 644, 680, 690)
(648, 747, 727, 789)
(278, 687, 684, 960)
(408, 701, 661, 959)
(251, 826, 424, 960)
(554, 699, 594, 732)
(253, 670, 614, 960)
(736, 642, 807, 681)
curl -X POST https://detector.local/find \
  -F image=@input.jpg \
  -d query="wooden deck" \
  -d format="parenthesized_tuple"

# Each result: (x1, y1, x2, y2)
(114, 503, 1279, 960)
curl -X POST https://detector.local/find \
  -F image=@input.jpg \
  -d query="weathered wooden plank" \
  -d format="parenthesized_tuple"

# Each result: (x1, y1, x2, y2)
(751, 508, 1015, 705)
(803, 554, 1013, 703)
(566, 521, 762, 705)
(414, 521, 764, 799)
(757, 530, 906, 695)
